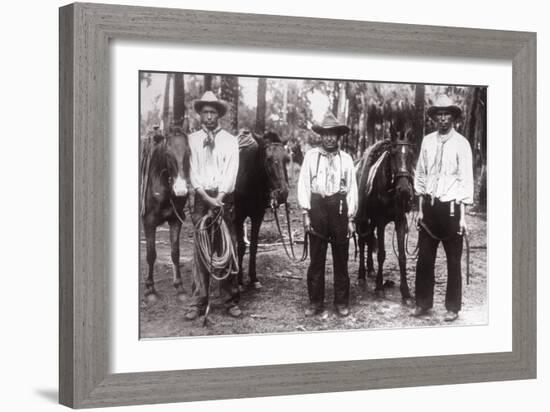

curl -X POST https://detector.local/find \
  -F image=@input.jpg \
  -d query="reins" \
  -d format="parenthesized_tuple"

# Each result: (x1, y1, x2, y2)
(271, 203, 308, 262)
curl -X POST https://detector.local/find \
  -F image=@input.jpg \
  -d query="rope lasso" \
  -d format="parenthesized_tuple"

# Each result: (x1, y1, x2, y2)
(194, 206, 239, 282)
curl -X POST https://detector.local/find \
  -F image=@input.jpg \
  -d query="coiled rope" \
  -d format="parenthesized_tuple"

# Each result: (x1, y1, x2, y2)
(194, 206, 239, 281)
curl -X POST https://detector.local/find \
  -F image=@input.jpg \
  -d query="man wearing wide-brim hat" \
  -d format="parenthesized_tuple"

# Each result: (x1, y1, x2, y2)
(297, 112, 358, 318)
(185, 91, 242, 321)
(412, 95, 474, 322)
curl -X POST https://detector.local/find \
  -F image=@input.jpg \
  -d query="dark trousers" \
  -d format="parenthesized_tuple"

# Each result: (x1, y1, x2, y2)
(190, 190, 239, 309)
(415, 198, 463, 313)
(307, 193, 350, 308)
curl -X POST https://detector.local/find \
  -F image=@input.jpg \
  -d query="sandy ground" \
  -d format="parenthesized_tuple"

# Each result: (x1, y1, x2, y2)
(140, 164, 487, 338)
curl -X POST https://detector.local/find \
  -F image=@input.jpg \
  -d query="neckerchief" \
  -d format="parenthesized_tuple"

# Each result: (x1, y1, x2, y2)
(319, 148, 340, 195)
(202, 125, 221, 149)
(429, 128, 454, 203)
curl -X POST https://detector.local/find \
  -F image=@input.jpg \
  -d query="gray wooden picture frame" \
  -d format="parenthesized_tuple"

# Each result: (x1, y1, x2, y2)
(59, 2, 536, 408)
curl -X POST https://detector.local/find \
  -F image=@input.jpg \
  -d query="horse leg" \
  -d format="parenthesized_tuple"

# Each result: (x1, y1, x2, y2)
(248, 213, 263, 290)
(366, 227, 376, 278)
(357, 222, 367, 282)
(143, 221, 158, 301)
(235, 213, 247, 291)
(375, 224, 386, 298)
(169, 219, 186, 300)
(395, 216, 412, 303)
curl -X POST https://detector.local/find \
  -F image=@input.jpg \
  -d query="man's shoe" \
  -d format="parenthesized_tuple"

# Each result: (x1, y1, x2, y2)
(444, 311, 459, 322)
(184, 307, 204, 321)
(335, 305, 350, 317)
(227, 305, 242, 318)
(411, 306, 429, 317)
(305, 304, 323, 317)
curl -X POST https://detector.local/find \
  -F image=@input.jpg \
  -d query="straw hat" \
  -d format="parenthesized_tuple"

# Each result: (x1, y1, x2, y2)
(427, 95, 462, 119)
(193, 91, 229, 117)
(312, 112, 350, 136)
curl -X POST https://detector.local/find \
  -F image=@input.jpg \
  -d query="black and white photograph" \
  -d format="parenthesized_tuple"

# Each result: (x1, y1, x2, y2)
(139, 71, 488, 338)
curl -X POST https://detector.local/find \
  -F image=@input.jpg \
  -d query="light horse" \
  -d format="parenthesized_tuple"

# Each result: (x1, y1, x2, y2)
(140, 125, 190, 301)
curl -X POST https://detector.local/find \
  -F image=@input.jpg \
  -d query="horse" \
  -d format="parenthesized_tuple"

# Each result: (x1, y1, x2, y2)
(234, 130, 290, 290)
(140, 125, 190, 301)
(355, 134, 416, 303)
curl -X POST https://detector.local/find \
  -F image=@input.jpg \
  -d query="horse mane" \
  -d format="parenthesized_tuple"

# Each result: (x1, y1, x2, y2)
(356, 139, 393, 223)
(235, 132, 268, 197)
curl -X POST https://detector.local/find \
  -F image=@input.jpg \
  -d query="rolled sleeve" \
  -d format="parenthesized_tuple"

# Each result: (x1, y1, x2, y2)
(297, 151, 312, 211)
(189, 138, 204, 190)
(457, 139, 474, 204)
(344, 157, 358, 218)
(414, 142, 427, 196)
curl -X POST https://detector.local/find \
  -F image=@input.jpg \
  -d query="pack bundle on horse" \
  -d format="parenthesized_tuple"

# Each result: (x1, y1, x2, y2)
(234, 129, 290, 290)
(355, 135, 416, 302)
(140, 125, 190, 301)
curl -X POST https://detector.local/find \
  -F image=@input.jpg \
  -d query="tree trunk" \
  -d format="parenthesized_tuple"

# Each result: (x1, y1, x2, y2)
(256, 77, 267, 135)
(173, 73, 185, 127)
(331, 81, 340, 117)
(220, 75, 239, 134)
(413, 83, 425, 148)
(204, 74, 213, 92)
(346, 82, 361, 158)
(162, 73, 172, 132)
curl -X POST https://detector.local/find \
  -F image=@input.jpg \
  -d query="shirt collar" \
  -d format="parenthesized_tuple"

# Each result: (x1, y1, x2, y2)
(318, 147, 340, 158)
(201, 125, 222, 136)
(437, 127, 455, 142)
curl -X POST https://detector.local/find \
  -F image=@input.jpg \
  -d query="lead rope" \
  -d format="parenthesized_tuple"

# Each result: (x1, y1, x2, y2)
(272, 203, 308, 262)
(417, 219, 471, 285)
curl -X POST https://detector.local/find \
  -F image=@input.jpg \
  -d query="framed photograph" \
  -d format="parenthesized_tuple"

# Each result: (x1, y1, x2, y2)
(59, 2, 536, 408)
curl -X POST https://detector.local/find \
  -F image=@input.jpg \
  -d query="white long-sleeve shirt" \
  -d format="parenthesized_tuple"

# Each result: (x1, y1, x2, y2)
(297, 147, 358, 218)
(414, 128, 474, 204)
(189, 127, 239, 194)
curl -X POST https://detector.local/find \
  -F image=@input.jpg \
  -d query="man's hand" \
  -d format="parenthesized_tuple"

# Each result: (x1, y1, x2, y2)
(459, 216, 468, 236)
(214, 192, 225, 207)
(347, 220, 356, 238)
(303, 212, 311, 234)
(205, 194, 223, 209)
(416, 210, 424, 230)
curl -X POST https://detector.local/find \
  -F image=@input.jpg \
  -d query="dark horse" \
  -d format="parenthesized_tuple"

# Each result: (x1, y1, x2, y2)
(355, 136, 416, 302)
(234, 130, 290, 290)
(140, 125, 190, 301)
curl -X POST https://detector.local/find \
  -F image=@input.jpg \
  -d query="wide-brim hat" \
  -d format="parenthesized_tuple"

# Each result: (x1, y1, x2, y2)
(312, 112, 350, 136)
(193, 91, 229, 117)
(427, 95, 462, 119)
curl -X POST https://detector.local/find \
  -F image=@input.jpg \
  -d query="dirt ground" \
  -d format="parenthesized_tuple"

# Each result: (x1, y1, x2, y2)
(139, 164, 487, 339)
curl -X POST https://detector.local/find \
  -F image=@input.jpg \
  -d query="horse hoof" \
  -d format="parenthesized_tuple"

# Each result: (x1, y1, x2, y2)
(177, 292, 187, 302)
(402, 297, 414, 307)
(238, 284, 246, 293)
(173, 283, 186, 295)
(252, 281, 262, 290)
(145, 293, 158, 303)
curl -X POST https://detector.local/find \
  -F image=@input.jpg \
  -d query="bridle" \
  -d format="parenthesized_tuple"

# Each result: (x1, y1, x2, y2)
(390, 141, 416, 185)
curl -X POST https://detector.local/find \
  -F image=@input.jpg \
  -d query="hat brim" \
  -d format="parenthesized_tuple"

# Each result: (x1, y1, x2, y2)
(312, 124, 350, 136)
(427, 105, 462, 119)
(193, 100, 228, 118)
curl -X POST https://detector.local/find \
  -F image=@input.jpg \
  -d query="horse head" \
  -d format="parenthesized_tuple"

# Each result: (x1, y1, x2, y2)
(165, 125, 190, 198)
(389, 133, 415, 211)
(263, 137, 290, 208)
